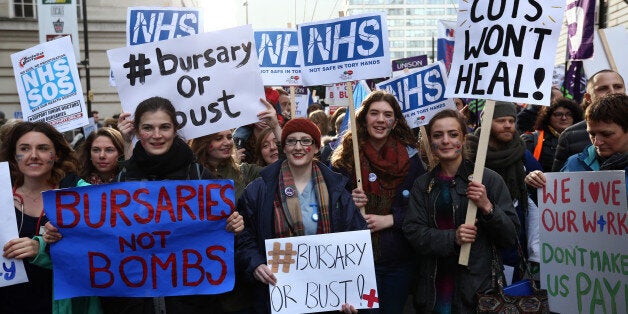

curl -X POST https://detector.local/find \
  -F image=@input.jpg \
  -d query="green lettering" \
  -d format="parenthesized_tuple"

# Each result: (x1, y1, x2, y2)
(602, 278, 620, 314)
(590, 278, 606, 313)
(576, 272, 591, 313)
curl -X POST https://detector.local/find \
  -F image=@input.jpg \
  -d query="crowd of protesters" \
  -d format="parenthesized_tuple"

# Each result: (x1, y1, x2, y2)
(0, 68, 625, 313)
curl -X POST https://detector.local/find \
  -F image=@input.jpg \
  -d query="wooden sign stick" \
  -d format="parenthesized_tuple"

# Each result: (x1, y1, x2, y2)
(347, 81, 365, 215)
(458, 99, 495, 266)
(289, 86, 296, 119)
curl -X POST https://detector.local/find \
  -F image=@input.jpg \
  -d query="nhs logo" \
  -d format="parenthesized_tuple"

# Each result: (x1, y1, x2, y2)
(127, 7, 202, 46)
(254, 30, 300, 68)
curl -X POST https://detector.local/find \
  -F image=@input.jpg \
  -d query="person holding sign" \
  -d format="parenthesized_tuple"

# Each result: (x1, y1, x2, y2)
(403, 109, 519, 313)
(76, 127, 125, 184)
(253, 127, 281, 167)
(330, 91, 426, 313)
(0, 121, 100, 314)
(235, 118, 367, 314)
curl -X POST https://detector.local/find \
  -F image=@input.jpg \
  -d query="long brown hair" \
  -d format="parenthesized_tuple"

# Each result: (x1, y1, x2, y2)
(190, 131, 241, 179)
(330, 90, 417, 173)
(0, 121, 77, 187)
(77, 127, 125, 178)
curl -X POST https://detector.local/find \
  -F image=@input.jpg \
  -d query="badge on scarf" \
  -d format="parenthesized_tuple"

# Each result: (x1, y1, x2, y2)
(284, 187, 295, 197)
(368, 172, 377, 182)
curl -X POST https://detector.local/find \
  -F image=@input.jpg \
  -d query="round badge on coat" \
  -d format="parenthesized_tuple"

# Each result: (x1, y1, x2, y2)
(311, 213, 319, 222)
(368, 172, 377, 182)
(284, 187, 295, 197)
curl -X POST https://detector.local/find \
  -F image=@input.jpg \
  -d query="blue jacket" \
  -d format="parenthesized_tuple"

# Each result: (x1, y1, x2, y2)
(562, 145, 628, 193)
(235, 160, 367, 313)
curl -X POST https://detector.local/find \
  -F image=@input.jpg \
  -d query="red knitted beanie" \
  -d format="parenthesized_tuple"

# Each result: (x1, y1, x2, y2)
(281, 118, 322, 148)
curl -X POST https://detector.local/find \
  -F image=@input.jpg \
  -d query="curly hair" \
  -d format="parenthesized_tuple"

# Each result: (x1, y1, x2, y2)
(0, 121, 77, 187)
(586, 93, 628, 132)
(533, 98, 583, 131)
(77, 127, 124, 179)
(330, 90, 417, 173)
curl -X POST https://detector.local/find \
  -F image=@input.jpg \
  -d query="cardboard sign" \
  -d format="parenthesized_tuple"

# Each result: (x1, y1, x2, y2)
(127, 7, 203, 46)
(281, 86, 309, 118)
(42, 180, 236, 299)
(11, 36, 88, 132)
(38, 0, 80, 58)
(445, 1, 565, 105)
(264, 230, 378, 313)
(538, 171, 627, 313)
(298, 13, 390, 86)
(108, 25, 265, 140)
(0, 162, 28, 288)
(325, 82, 357, 107)
(377, 62, 455, 128)
(255, 29, 303, 86)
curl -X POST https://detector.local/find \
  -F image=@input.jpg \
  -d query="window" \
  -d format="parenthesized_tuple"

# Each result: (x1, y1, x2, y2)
(13, 0, 36, 18)
(389, 30, 405, 37)
(388, 8, 404, 15)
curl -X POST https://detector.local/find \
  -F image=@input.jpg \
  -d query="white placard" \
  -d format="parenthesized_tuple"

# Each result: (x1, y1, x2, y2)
(297, 13, 390, 86)
(0, 162, 28, 287)
(37, 0, 80, 58)
(539, 171, 627, 313)
(256, 29, 303, 86)
(445, 1, 565, 105)
(325, 82, 356, 107)
(108, 25, 265, 140)
(11, 36, 88, 133)
(264, 230, 378, 313)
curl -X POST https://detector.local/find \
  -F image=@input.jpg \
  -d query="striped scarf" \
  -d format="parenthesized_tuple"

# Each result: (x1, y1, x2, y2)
(273, 161, 331, 238)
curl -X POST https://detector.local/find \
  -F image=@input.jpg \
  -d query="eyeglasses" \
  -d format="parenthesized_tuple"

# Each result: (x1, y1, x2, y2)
(552, 112, 573, 118)
(285, 137, 314, 147)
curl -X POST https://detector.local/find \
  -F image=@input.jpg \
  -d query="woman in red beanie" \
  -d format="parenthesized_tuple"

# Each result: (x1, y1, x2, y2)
(331, 90, 427, 313)
(235, 118, 367, 314)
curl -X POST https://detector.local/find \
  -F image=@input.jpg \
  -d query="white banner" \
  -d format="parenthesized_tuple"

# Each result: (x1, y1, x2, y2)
(265, 230, 378, 313)
(0, 162, 28, 288)
(108, 25, 266, 140)
(298, 13, 390, 86)
(11, 36, 88, 132)
(539, 171, 627, 314)
(445, 1, 565, 105)
(38, 0, 80, 58)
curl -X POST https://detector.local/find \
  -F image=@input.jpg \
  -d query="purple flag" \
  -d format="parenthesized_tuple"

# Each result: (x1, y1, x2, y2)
(566, 0, 595, 60)
(562, 61, 587, 104)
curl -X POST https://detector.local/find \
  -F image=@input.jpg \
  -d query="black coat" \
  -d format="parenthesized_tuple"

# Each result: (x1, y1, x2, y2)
(552, 121, 589, 171)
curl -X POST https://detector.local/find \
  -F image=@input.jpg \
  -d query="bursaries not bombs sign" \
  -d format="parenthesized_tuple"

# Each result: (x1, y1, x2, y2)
(377, 61, 455, 128)
(11, 36, 88, 132)
(539, 171, 627, 313)
(108, 25, 265, 140)
(265, 230, 378, 313)
(255, 29, 303, 86)
(297, 13, 390, 86)
(43, 180, 236, 299)
(445, 1, 564, 105)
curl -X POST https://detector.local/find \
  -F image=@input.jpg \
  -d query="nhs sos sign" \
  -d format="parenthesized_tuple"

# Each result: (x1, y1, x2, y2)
(298, 13, 390, 86)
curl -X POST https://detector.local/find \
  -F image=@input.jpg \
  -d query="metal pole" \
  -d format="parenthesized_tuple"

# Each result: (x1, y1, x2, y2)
(81, 0, 92, 116)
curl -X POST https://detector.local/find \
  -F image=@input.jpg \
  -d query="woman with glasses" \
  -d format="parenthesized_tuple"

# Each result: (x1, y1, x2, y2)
(330, 90, 426, 313)
(521, 99, 583, 172)
(236, 118, 366, 314)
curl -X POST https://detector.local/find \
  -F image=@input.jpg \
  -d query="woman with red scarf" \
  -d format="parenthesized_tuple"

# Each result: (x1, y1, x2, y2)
(331, 91, 426, 313)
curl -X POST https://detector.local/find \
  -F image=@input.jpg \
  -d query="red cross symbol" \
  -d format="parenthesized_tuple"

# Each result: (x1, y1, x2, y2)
(362, 289, 379, 308)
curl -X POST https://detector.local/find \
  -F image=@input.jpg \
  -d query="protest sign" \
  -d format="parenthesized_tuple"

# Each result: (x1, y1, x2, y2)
(582, 26, 628, 83)
(281, 85, 309, 118)
(108, 25, 265, 140)
(256, 29, 302, 86)
(127, 7, 203, 46)
(42, 180, 235, 299)
(0, 162, 28, 288)
(437, 20, 456, 73)
(298, 13, 390, 86)
(325, 82, 357, 107)
(11, 36, 88, 132)
(391, 54, 428, 77)
(539, 171, 627, 313)
(445, 1, 565, 105)
(265, 230, 378, 313)
(377, 61, 455, 128)
(38, 0, 80, 58)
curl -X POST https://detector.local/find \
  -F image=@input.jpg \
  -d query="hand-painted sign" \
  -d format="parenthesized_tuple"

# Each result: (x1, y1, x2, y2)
(0, 162, 28, 288)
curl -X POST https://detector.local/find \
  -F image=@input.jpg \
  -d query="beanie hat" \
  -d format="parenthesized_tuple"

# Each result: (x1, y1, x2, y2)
(281, 118, 322, 148)
(493, 101, 517, 119)
(264, 87, 279, 105)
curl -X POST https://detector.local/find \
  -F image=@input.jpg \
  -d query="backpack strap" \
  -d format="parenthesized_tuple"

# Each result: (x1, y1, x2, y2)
(533, 130, 544, 161)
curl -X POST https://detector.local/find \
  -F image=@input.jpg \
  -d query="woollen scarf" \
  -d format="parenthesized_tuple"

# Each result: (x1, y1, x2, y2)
(359, 136, 409, 260)
(125, 137, 195, 179)
(273, 161, 331, 238)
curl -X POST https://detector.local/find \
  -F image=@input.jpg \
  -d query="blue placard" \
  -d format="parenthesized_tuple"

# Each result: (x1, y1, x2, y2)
(299, 15, 385, 66)
(43, 180, 235, 300)
(254, 30, 300, 68)
(128, 8, 201, 46)
(20, 56, 77, 110)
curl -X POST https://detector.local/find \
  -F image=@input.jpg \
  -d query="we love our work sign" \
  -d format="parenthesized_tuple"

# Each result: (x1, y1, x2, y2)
(265, 230, 378, 313)
(108, 25, 265, 140)
(538, 171, 627, 314)
(445, 0, 564, 105)
(298, 13, 390, 86)
(11, 36, 88, 132)
(377, 61, 455, 128)
(42, 180, 235, 299)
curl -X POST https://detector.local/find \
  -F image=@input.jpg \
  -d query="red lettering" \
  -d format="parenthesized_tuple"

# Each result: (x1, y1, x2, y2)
(84, 193, 105, 228)
(566, 210, 578, 233)
(560, 178, 571, 203)
(151, 253, 177, 289)
(153, 230, 171, 248)
(580, 179, 586, 202)
(606, 212, 617, 235)
(119, 234, 136, 253)
(132, 188, 154, 224)
(220, 184, 235, 215)
(205, 184, 221, 220)
(339, 91, 346, 98)
(611, 180, 621, 205)
(601, 181, 612, 204)
(110, 189, 132, 227)
(156, 187, 176, 223)
(137, 232, 155, 249)
(542, 208, 555, 231)
(542, 179, 558, 204)
(206, 245, 227, 285)
(617, 212, 628, 235)
(581, 211, 597, 232)
(55, 191, 80, 228)
(88, 251, 113, 288)
(176, 184, 198, 221)
(197, 185, 205, 220)
(119, 256, 147, 287)
(183, 249, 204, 286)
